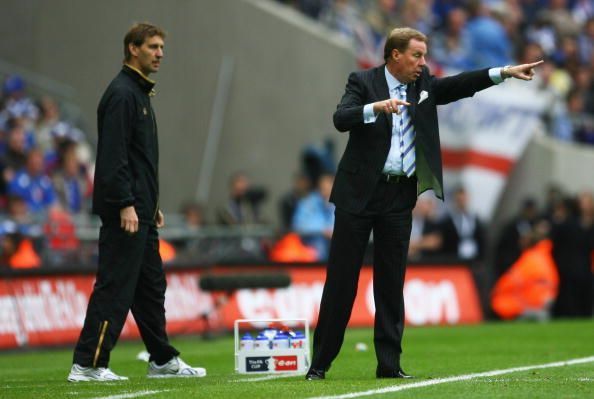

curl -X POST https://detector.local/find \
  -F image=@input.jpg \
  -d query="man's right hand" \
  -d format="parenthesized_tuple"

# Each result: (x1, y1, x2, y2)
(120, 206, 139, 233)
(373, 98, 410, 115)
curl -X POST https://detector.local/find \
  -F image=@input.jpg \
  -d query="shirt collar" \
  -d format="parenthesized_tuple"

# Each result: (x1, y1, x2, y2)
(384, 66, 405, 93)
(122, 64, 157, 96)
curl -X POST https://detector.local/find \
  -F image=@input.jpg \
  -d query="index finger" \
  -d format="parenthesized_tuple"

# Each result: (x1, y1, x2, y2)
(528, 60, 544, 68)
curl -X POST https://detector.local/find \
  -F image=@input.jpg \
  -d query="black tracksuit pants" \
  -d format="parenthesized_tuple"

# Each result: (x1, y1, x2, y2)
(73, 222, 178, 367)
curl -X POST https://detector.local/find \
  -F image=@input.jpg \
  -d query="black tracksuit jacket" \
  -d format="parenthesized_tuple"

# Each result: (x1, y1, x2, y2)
(92, 65, 160, 225)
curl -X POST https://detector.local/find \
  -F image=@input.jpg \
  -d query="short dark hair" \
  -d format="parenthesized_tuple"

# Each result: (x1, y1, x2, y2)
(383, 27, 427, 61)
(123, 23, 166, 62)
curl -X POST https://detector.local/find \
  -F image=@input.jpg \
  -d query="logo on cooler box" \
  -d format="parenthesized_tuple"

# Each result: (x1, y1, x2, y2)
(273, 356, 298, 371)
(245, 357, 270, 372)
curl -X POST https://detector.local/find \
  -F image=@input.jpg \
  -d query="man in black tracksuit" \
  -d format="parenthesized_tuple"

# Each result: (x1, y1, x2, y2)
(69, 23, 205, 382)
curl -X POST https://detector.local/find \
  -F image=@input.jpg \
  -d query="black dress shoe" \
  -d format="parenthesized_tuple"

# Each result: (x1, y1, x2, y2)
(305, 368, 326, 380)
(376, 367, 413, 379)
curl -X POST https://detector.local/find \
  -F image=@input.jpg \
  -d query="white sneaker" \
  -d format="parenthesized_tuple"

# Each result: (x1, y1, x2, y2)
(67, 364, 129, 382)
(147, 356, 206, 378)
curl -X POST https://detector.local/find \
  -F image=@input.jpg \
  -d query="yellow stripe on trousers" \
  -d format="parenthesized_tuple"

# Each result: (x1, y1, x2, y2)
(93, 321, 109, 367)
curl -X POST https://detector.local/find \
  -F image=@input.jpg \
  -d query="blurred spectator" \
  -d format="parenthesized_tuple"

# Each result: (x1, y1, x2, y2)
(542, 183, 565, 221)
(495, 197, 542, 278)
(408, 193, 443, 260)
(432, 0, 462, 27)
(430, 7, 472, 70)
(35, 96, 62, 153)
(577, 190, 594, 316)
(438, 185, 485, 261)
(44, 121, 88, 173)
(0, 75, 39, 129)
(276, 0, 328, 19)
(465, 0, 514, 68)
(526, 11, 558, 56)
(42, 207, 80, 265)
(491, 1, 523, 58)
(551, 35, 581, 74)
(519, 0, 549, 28)
(550, 196, 593, 317)
(566, 88, 594, 144)
(538, 0, 580, 38)
(7, 148, 57, 214)
(292, 173, 335, 261)
(0, 194, 42, 238)
(572, 65, 594, 114)
(320, 0, 364, 42)
(51, 140, 92, 214)
(1, 120, 29, 183)
(491, 227, 558, 321)
(301, 138, 336, 187)
(577, 190, 594, 230)
(400, 0, 434, 33)
(0, 195, 43, 269)
(320, 0, 382, 66)
(180, 201, 205, 232)
(577, 16, 594, 64)
(364, 0, 401, 47)
(217, 172, 267, 225)
(279, 172, 311, 231)
(537, 59, 574, 141)
(518, 41, 546, 65)
(572, 0, 594, 26)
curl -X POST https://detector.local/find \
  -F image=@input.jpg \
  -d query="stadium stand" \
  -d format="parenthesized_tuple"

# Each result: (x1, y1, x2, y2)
(0, 0, 591, 324)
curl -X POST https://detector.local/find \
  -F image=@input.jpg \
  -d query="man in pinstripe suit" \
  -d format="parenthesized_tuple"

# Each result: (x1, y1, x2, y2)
(306, 27, 543, 380)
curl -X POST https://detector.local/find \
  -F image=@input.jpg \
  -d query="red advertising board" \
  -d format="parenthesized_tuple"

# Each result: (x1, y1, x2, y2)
(0, 265, 482, 349)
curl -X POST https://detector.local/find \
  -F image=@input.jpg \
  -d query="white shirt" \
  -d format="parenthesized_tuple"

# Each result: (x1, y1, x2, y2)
(363, 67, 506, 175)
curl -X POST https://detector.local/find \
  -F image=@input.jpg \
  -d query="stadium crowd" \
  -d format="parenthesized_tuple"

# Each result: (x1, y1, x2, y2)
(1, 0, 592, 319)
(0, 75, 94, 268)
(278, 0, 594, 144)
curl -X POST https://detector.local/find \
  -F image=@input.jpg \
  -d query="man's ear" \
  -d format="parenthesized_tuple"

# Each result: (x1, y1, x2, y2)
(129, 43, 139, 58)
(392, 49, 400, 63)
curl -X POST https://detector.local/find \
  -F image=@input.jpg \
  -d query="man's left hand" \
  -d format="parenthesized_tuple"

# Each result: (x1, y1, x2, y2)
(504, 60, 544, 81)
(156, 210, 165, 228)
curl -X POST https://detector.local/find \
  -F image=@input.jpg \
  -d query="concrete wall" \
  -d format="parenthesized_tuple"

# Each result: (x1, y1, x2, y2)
(0, 0, 356, 223)
(493, 133, 594, 230)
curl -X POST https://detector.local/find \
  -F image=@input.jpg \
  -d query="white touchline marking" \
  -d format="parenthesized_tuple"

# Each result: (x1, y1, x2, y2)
(89, 390, 167, 399)
(308, 356, 594, 399)
(231, 373, 303, 382)
(3, 384, 53, 389)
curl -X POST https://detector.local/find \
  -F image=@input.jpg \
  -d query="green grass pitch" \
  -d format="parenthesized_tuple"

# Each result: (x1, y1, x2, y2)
(1, 320, 593, 398)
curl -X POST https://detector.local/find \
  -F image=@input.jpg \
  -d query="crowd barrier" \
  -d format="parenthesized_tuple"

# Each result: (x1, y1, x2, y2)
(0, 264, 482, 349)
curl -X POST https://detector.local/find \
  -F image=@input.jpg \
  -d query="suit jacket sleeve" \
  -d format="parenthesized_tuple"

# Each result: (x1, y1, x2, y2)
(333, 72, 367, 132)
(431, 68, 494, 105)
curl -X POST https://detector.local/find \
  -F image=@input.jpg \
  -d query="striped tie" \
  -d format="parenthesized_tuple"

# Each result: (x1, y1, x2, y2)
(398, 84, 415, 177)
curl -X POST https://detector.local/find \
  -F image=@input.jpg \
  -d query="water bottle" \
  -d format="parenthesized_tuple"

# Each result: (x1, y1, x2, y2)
(239, 333, 254, 351)
(272, 332, 290, 350)
(290, 330, 306, 349)
(254, 333, 270, 350)
(262, 328, 277, 341)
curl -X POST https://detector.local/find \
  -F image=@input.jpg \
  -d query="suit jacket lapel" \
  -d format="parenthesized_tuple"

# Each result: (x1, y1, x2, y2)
(372, 65, 392, 132)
